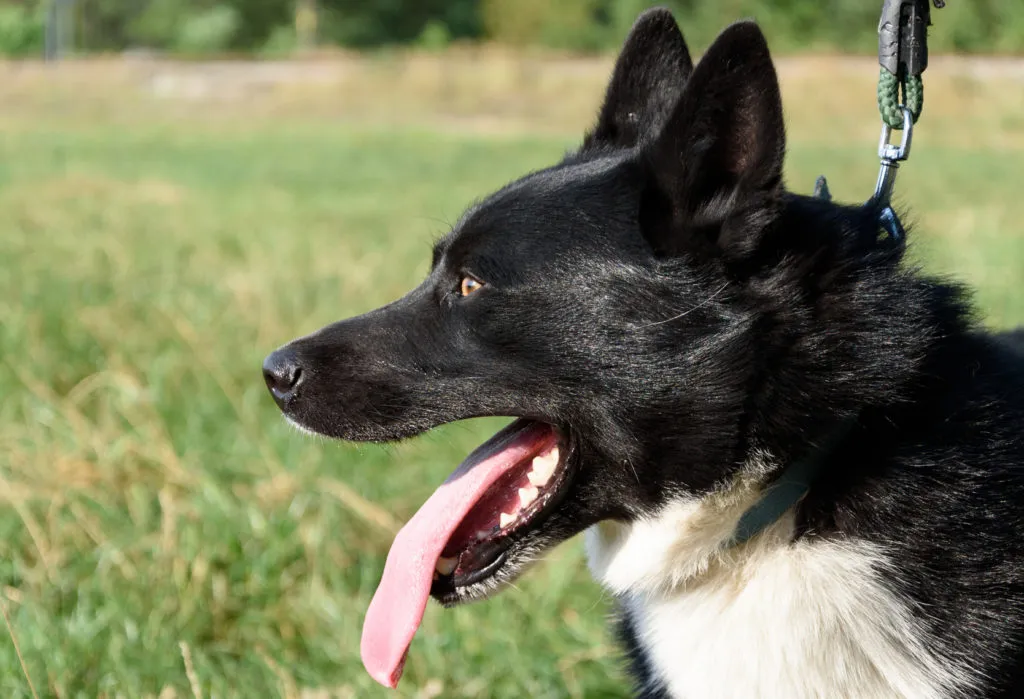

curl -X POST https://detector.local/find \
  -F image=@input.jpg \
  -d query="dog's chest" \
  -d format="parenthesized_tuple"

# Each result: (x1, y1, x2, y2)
(585, 510, 972, 699)
(619, 558, 928, 699)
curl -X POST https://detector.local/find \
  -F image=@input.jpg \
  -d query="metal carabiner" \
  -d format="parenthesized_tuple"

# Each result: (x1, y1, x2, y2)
(870, 106, 914, 244)
(873, 105, 914, 206)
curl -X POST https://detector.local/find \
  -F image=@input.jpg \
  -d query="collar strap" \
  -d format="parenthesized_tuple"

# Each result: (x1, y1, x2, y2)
(729, 417, 858, 546)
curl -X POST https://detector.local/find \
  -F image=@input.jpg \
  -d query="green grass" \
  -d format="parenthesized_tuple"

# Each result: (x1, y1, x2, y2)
(0, 58, 1023, 698)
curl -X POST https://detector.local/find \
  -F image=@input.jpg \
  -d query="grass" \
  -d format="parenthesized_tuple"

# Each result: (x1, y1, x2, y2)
(0, 51, 1023, 697)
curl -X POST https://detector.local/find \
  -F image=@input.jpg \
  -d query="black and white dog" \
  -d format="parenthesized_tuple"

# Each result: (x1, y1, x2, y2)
(264, 9, 1024, 697)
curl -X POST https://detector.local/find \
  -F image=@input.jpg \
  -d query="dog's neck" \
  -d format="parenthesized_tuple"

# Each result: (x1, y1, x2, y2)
(730, 416, 858, 545)
(586, 417, 855, 594)
(585, 457, 795, 596)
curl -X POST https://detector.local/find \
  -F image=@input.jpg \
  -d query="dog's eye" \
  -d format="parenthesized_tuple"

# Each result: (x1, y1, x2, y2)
(459, 275, 484, 297)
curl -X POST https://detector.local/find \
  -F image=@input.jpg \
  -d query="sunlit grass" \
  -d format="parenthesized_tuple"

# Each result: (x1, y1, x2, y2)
(0, 53, 1022, 697)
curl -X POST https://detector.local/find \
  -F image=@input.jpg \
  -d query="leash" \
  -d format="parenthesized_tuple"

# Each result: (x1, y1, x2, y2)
(729, 417, 859, 546)
(814, 0, 945, 245)
(877, 0, 942, 129)
(744, 3, 948, 545)
(727, 5, 951, 548)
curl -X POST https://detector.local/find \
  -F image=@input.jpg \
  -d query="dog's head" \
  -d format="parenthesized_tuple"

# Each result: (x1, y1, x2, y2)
(263, 9, 915, 688)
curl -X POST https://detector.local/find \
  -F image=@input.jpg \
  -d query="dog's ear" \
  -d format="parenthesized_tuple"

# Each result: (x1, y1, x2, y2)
(640, 21, 785, 257)
(581, 8, 693, 152)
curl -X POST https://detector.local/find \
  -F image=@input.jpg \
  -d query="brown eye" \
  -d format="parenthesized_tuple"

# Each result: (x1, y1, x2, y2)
(459, 275, 483, 297)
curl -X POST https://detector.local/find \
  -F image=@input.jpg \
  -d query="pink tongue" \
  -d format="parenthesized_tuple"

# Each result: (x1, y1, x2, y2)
(360, 419, 555, 688)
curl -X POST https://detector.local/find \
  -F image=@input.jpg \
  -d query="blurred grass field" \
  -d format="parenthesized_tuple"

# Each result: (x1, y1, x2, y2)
(0, 51, 1023, 698)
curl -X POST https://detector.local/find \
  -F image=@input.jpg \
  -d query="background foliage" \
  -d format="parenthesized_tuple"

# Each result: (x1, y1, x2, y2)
(1, 0, 1024, 57)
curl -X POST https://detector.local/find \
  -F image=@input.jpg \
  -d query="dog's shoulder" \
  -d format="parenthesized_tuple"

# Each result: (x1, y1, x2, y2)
(586, 492, 984, 699)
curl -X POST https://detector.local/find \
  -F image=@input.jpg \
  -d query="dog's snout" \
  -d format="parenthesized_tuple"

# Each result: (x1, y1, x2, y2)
(263, 349, 303, 405)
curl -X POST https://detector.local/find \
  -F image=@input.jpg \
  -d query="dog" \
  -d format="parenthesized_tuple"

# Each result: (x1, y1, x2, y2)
(263, 9, 1024, 698)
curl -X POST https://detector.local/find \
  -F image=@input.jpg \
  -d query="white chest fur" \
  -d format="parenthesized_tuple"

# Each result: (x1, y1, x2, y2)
(585, 496, 977, 699)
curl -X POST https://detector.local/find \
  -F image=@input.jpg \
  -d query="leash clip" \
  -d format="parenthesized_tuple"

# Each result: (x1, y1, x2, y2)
(818, 1, 940, 241)
(870, 105, 913, 243)
(874, 105, 913, 204)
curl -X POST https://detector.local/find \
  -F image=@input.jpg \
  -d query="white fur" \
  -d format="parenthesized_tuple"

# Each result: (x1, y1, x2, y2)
(285, 415, 319, 437)
(585, 475, 980, 699)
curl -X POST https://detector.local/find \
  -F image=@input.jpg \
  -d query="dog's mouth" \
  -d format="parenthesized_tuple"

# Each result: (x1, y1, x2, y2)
(430, 423, 571, 595)
(360, 418, 575, 688)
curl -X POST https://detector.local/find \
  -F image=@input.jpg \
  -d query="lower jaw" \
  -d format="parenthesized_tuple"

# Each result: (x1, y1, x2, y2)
(432, 549, 512, 604)
(454, 549, 509, 588)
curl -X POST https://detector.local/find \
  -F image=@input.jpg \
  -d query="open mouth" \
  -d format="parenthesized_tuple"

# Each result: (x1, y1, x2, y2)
(360, 418, 574, 689)
(431, 422, 570, 595)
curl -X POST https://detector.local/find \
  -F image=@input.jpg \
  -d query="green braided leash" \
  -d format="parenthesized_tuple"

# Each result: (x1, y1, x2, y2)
(877, 68, 923, 129)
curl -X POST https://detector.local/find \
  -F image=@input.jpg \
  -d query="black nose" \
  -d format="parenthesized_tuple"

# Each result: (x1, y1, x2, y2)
(262, 349, 303, 405)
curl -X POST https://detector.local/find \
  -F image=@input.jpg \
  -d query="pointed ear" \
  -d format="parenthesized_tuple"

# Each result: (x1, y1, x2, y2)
(581, 8, 693, 152)
(642, 21, 785, 255)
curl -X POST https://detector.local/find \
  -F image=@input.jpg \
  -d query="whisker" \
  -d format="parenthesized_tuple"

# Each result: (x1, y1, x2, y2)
(639, 282, 730, 328)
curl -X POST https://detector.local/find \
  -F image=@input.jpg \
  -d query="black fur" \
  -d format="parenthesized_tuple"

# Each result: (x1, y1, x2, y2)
(618, 608, 671, 699)
(265, 9, 1024, 696)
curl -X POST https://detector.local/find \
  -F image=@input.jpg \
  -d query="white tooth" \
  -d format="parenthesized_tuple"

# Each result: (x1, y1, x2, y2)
(531, 449, 559, 484)
(435, 556, 457, 576)
(499, 512, 516, 528)
(530, 457, 550, 479)
(527, 470, 546, 487)
(519, 486, 538, 507)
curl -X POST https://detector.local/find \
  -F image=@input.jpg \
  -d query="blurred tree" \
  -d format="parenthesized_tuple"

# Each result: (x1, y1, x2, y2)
(0, 1, 44, 56)
(74, 0, 290, 51)
(1, 0, 1022, 56)
(295, 0, 315, 49)
(317, 0, 479, 48)
(481, 0, 610, 51)
(175, 4, 240, 53)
